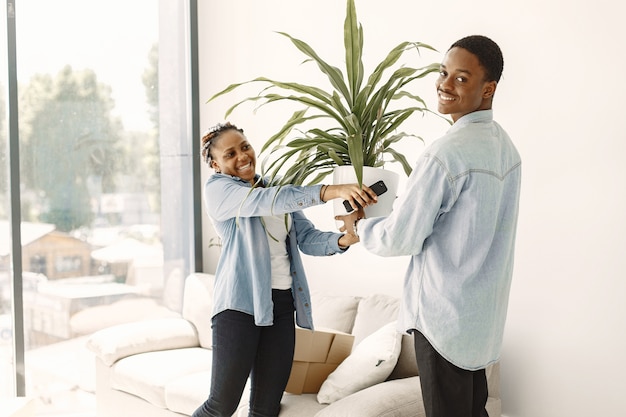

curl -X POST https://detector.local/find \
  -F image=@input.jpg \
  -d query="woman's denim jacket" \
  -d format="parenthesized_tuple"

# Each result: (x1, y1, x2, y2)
(203, 174, 346, 329)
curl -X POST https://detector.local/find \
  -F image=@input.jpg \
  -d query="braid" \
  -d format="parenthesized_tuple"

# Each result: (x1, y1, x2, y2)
(200, 122, 244, 164)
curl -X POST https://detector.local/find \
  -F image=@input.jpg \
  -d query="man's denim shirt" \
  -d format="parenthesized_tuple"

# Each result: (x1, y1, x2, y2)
(360, 110, 522, 370)
(203, 174, 346, 329)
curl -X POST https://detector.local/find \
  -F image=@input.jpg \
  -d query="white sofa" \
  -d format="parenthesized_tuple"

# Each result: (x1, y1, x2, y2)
(87, 273, 501, 417)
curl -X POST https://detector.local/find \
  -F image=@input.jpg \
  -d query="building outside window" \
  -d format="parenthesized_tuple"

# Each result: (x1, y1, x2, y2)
(1, 1, 199, 414)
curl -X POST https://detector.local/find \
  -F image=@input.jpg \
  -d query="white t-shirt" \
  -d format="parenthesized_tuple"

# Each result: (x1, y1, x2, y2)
(262, 214, 293, 290)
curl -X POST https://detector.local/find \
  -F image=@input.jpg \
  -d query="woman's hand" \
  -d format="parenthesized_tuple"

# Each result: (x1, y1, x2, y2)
(323, 183, 378, 209)
(338, 231, 359, 248)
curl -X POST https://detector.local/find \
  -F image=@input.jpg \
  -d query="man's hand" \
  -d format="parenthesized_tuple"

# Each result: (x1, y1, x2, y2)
(335, 208, 365, 236)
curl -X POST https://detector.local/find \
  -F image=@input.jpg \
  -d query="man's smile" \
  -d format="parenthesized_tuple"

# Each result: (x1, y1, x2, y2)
(438, 91, 456, 101)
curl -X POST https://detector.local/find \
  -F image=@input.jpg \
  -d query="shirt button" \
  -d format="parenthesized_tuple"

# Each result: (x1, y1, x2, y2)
(304, 303, 309, 307)
(298, 287, 303, 291)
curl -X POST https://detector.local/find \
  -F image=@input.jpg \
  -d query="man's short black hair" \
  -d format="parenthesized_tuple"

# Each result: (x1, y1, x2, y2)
(450, 35, 504, 82)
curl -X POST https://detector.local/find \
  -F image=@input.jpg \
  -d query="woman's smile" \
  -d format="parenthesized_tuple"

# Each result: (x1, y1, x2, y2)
(237, 162, 254, 173)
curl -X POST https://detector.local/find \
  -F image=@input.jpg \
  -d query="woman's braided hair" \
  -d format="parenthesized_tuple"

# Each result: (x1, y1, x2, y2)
(201, 122, 244, 164)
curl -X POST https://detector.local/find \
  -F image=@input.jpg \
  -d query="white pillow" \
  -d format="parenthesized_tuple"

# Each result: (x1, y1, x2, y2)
(311, 292, 362, 333)
(317, 321, 402, 404)
(351, 294, 399, 347)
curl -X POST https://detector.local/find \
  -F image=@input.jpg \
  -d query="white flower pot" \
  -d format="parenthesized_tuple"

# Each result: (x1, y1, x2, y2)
(332, 166, 399, 220)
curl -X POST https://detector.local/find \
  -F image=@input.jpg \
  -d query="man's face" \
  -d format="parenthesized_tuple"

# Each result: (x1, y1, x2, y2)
(436, 47, 496, 123)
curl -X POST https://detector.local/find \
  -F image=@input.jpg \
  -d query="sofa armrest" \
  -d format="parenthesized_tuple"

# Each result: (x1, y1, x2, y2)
(86, 317, 200, 366)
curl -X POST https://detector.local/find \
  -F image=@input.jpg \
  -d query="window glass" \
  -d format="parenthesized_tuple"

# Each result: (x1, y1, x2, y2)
(2, 1, 163, 414)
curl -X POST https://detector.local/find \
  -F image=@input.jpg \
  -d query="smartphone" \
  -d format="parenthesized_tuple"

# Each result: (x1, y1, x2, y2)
(343, 180, 388, 212)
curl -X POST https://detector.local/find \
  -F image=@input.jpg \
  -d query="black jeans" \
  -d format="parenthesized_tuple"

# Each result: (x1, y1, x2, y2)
(192, 290, 296, 417)
(413, 330, 489, 417)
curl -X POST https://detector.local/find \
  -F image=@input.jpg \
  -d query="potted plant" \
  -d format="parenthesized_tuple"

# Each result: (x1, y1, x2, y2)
(208, 0, 441, 215)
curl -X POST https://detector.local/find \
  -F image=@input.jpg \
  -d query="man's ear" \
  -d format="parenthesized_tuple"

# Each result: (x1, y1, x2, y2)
(483, 81, 497, 99)
(210, 160, 220, 172)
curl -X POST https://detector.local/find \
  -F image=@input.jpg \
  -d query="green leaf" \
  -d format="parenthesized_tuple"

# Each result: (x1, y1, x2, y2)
(260, 109, 308, 153)
(275, 32, 351, 102)
(205, 0, 442, 186)
(344, 0, 363, 105)
(385, 147, 414, 176)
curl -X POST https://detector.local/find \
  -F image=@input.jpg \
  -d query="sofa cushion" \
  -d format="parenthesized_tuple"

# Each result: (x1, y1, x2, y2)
(317, 321, 402, 404)
(166, 371, 251, 416)
(110, 347, 211, 408)
(316, 376, 423, 417)
(388, 333, 419, 380)
(350, 294, 400, 347)
(310, 292, 361, 334)
(164, 371, 211, 415)
(486, 361, 501, 399)
(87, 318, 199, 366)
(70, 297, 180, 336)
(182, 273, 215, 348)
(236, 393, 326, 417)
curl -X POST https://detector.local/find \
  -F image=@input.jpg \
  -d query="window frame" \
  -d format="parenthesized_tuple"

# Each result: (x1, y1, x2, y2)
(2, 0, 202, 396)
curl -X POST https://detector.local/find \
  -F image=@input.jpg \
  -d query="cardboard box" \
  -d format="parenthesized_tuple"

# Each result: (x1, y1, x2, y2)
(285, 327, 354, 394)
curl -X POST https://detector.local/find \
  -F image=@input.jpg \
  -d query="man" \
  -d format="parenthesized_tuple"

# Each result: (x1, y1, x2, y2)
(338, 35, 521, 417)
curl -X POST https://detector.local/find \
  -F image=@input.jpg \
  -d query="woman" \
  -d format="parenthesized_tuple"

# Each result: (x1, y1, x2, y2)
(193, 122, 377, 417)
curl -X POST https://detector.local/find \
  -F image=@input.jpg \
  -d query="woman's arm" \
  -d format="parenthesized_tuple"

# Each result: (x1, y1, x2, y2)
(320, 184, 378, 208)
(204, 176, 323, 221)
(205, 176, 378, 222)
(291, 211, 352, 256)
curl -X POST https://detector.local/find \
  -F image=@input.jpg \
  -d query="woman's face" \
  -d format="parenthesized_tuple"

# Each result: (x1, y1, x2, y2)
(210, 129, 257, 184)
(436, 46, 496, 122)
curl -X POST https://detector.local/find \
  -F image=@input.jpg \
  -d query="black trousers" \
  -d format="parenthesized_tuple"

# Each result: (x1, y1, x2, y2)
(413, 330, 489, 417)
(192, 289, 296, 417)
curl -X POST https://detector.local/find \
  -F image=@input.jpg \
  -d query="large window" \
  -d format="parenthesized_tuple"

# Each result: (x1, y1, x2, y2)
(1, 1, 200, 414)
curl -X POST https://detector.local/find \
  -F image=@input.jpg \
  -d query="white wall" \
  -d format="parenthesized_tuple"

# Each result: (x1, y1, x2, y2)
(198, 1, 626, 416)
